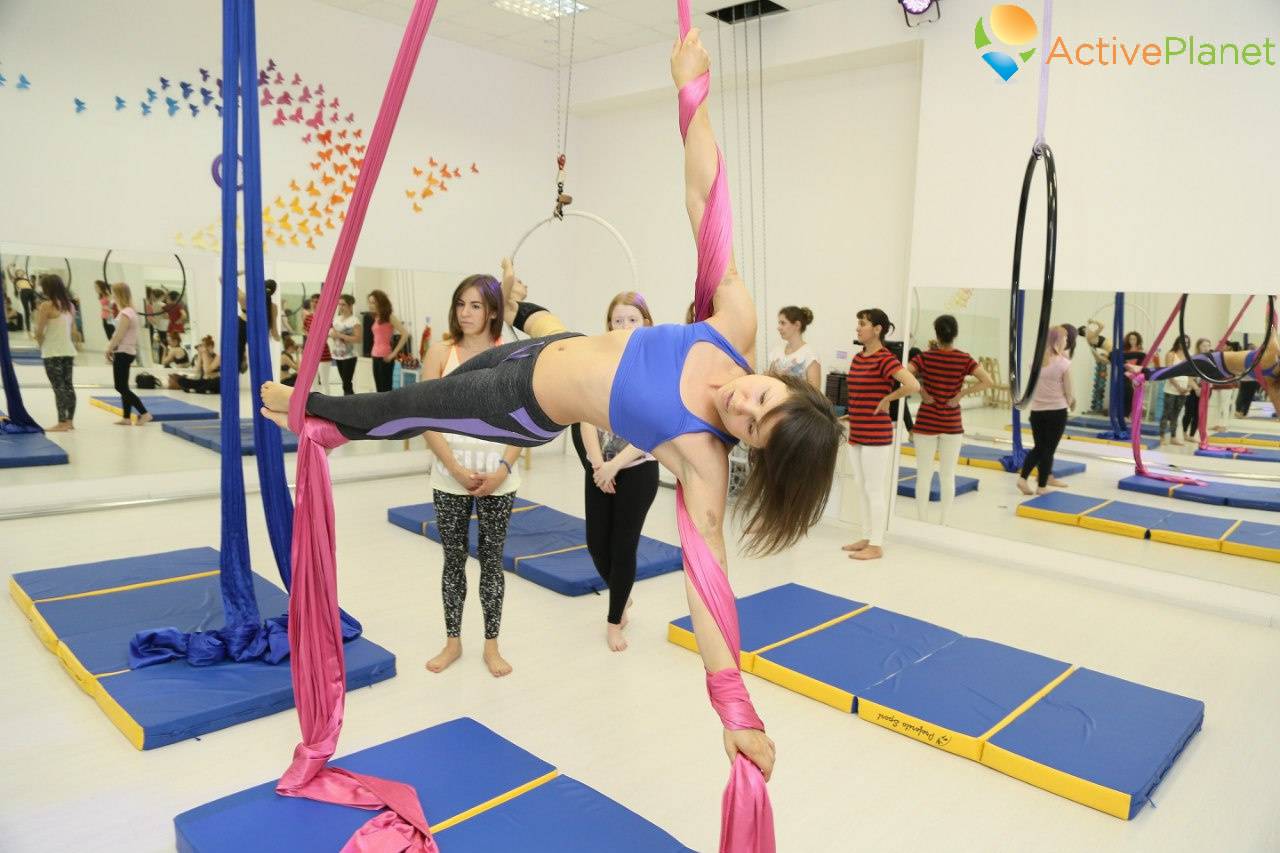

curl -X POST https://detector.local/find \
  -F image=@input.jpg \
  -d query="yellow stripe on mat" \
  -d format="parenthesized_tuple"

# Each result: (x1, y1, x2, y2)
(55, 640, 145, 749)
(433, 770, 560, 832)
(979, 665, 1077, 742)
(8, 576, 35, 620)
(746, 605, 873, 672)
(751, 657, 855, 713)
(857, 699, 983, 760)
(32, 570, 222, 604)
(90, 398, 125, 417)
(512, 545, 587, 567)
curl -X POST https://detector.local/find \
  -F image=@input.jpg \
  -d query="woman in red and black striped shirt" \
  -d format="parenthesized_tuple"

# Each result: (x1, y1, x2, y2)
(908, 315, 993, 526)
(842, 308, 919, 561)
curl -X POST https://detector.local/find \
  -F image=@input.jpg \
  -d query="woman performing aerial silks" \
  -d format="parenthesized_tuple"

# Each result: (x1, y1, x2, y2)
(262, 27, 841, 831)
(1130, 335, 1279, 413)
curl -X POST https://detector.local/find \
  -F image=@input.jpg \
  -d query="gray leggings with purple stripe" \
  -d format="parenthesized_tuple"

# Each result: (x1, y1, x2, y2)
(305, 332, 580, 447)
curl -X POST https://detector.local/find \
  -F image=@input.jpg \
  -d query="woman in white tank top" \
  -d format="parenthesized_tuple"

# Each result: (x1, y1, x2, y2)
(32, 274, 81, 431)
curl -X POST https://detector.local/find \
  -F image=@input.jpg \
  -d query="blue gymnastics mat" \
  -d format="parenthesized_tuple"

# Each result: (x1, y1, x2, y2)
(983, 668, 1204, 819)
(162, 420, 299, 455)
(668, 583, 1202, 818)
(752, 607, 961, 712)
(10, 345, 42, 364)
(1208, 430, 1280, 448)
(908, 439, 1089, 476)
(388, 500, 683, 597)
(0, 429, 68, 467)
(1195, 446, 1280, 463)
(174, 717, 691, 853)
(1119, 474, 1280, 512)
(896, 467, 979, 501)
(1068, 415, 1161, 437)
(91, 394, 217, 421)
(669, 582, 865, 670)
(9, 548, 395, 749)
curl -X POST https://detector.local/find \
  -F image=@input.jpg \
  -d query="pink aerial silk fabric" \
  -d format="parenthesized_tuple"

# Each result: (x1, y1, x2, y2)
(675, 3, 775, 850)
(278, 1, 441, 851)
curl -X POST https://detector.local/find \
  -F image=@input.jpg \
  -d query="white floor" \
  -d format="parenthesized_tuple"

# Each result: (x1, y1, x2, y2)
(4, 448, 1280, 852)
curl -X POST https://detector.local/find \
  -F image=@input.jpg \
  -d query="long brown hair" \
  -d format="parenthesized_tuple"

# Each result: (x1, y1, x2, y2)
(40, 274, 74, 314)
(736, 373, 843, 556)
(447, 274, 503, 343)
(605, 291, 653, 330)
(368, 289, 392, 323)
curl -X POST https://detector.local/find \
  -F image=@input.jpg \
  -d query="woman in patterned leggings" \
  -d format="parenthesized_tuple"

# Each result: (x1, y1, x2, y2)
(422, 274, 523, 678)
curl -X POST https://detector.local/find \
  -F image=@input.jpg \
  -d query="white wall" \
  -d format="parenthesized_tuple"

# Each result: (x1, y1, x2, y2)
(570, 0, 1280, 299)
(0, 0, 554, 275)
(537, 43, 922, 376)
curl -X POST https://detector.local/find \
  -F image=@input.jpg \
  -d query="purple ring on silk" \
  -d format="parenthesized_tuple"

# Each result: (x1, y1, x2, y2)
(211, 153, 244, 190)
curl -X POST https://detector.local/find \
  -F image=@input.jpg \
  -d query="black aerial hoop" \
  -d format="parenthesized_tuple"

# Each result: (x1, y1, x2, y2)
(1008, 143, 1058, 410)
(1179, 293, 1276, 385)
(283, 282, 312, 318)
(24, 255, 73, 288)
(102, 249, 188, 317)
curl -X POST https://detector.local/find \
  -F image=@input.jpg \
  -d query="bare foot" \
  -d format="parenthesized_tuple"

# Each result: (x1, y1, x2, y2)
(850, 545, 883, 561)
(114, 418, 132, 426)
(136, 412, 153, 426)
(47, 422, 73, 432)
(606, 623, 628, 652)
(482, 639, 512, 677)
(1171, 438, 1184, 446)
(842, 539, 869, 552)
(425, 639, 462, 673)
(1036, 486, 1054, 495)
(260, 381, 293, 414)
(1047, 477, 1070, 487)
(1016, 478, 1034, 496)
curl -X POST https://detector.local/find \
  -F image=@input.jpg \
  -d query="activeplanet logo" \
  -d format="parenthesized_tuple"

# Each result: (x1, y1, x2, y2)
(974, 4, 1039, 82)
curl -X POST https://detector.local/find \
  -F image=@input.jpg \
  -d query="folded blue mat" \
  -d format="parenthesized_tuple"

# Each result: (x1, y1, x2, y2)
(753, 608, 961, 712)
(957, 444, 1087, 476)
(669, 582, 864, 665)
(857, 638, 1072, 760)
(11, 346, 42, 364)
(896, 467, 979, 501)
(10, 548, 395, 749)
(388, 501, 683, 596)
(1119, 474, 1280, 512)
(162, 420, 299, 455)
(174, 717, 690, 853)
(1069, 415, 1160, 437)
(0, 430, 68, 467)
(1147, 510, 1237, 541)
(984, 668, 1204, 819)
(91, 394, 217, 421)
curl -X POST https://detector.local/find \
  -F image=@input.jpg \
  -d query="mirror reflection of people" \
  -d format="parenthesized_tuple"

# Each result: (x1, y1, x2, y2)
(33, 274, 81, 432)
(237, 278, 281, 374)
(8, 263, 36, 332)
(174, 335, 221, 394)
(5, 294, 24, 331)
(907, 315, 993, 525)
(279, 334, 301, 386)
(160, 330, 190, 368)
(94, 280, 116, 341)
(1159, 336, 1191, 445)
(300, 295, 331, 393)
(104, 282, 152, 426)
(841, 308, 920, 561)
(1131, 337, 1279, 427)
(1180, 338, 1211, 439)
(770, 306, 822, 391)
(1017, 325, 1075, 496)
(366, 289, 409, 392)
(1122, 331, 1147, 419)
(147, 288, 169, 364)
(328, 294, 361, 395)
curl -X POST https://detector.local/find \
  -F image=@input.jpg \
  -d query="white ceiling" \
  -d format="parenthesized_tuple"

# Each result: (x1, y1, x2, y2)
(314, 0, 830, 69)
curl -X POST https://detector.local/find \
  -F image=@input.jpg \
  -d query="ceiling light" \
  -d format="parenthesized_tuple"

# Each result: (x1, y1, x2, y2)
(899, 0, 942, 27)
(493, 0, 588, 22)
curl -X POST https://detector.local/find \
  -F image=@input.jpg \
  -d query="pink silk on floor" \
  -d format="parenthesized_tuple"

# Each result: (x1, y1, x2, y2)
(279, 1, 441, 851)
(675, 2, 776, 851)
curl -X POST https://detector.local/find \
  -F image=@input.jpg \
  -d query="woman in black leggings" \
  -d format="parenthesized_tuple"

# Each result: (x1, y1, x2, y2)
(1018, 326, 1075, 495)
(571, 292, 661, 652)
(104, 282, 151, 425)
